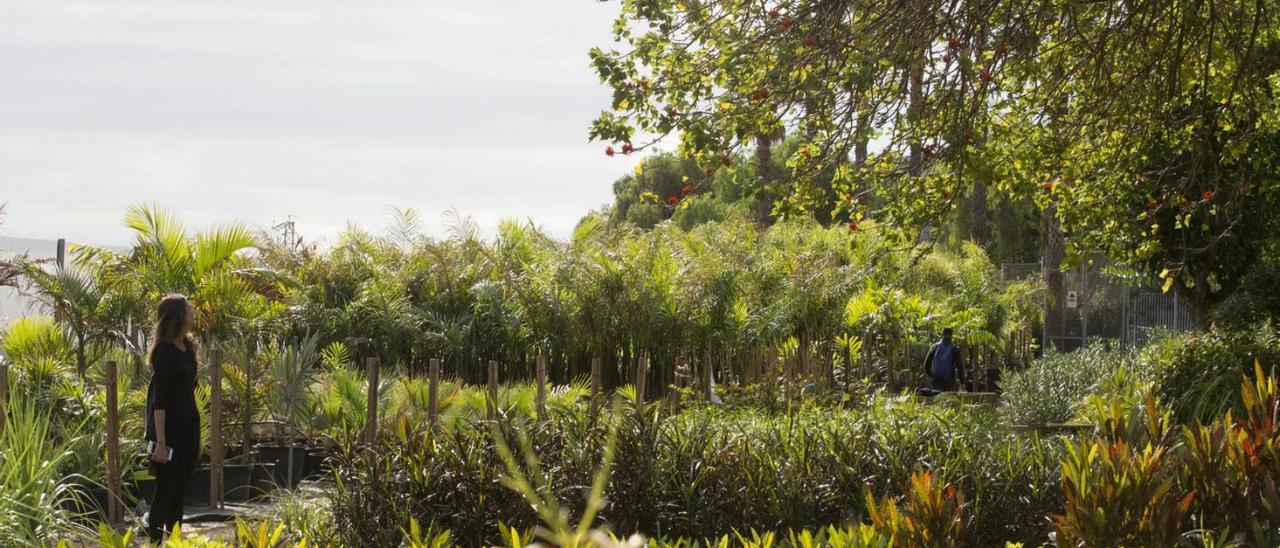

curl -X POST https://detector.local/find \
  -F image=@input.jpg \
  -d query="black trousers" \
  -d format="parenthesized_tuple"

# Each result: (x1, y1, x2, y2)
(931, 375, 960, 392)
(147, 445, 197, 541)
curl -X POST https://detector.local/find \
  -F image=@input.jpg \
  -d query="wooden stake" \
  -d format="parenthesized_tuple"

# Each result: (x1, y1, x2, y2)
(105, 360, 121, 523)
(635, 354, 648, 416)
(590, 357, 601, 414)
(487, 360, 498, 419)
(535, 355, 547, 420)
(428, 359, 440, 428)
(703, 349, 713, 401)
(210, 350, 224, 509)
(0, 360, 8, 434)
(365, 357, 379, 448)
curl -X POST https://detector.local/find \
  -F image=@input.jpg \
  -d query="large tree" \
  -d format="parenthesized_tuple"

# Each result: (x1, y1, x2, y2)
(590, 0, 1280, 329)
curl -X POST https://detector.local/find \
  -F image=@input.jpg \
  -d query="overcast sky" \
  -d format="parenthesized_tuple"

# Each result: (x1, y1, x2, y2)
(0, 0, 635, 247)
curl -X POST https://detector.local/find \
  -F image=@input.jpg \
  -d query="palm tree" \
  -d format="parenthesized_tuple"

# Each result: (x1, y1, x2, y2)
(119, 204, 289, 341)
(13, 262, 112, 380)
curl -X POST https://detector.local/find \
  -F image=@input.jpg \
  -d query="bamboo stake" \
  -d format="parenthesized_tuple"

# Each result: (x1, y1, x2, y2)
(535, 355, 547, 420)
(210, 349, 224, 509)
(364, 357, 379, 448)
(487, 360, 499, 419)
(105, 360, 121, 523)
(428, 359, 440, 428)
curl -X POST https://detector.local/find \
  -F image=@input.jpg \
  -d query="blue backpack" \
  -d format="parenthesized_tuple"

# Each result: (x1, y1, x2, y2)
(931, 342, 956, 378)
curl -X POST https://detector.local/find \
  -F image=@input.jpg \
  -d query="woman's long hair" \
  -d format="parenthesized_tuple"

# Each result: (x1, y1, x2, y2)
(150, 294, 199, 369)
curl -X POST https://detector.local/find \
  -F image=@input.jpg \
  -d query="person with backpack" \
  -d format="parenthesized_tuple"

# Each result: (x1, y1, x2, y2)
(923, 327, 967, 392)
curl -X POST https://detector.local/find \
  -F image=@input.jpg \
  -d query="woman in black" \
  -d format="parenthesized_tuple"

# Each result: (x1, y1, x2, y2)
(144, 294, 201, 542)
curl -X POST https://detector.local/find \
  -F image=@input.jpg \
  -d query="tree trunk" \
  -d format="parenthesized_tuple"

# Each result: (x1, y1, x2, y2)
(1176, 272, 1214, 331)
(855, 112, 870, 167)
(76, 332, 87, 381)
(908, 64, 924, 175)
(754, 133, 777, 224)
(970, 180, 992, 248)
(1042, 200, 1066, 351)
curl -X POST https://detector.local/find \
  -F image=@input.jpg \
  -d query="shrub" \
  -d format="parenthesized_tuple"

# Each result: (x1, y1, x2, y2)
(330, 396, 1063, 546)
(1148, 323, 1280, 423)
(0, 394, 93, 543)
(1000, 344, 1142, 425)
(1214, 256, 1280, 329)
(1054, 363, 1280, 546)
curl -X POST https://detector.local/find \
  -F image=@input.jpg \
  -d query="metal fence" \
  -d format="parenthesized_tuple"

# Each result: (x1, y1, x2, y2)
(1002, 260, 1191, 350)
(1125, 291, 1193, 345)
(0, 236, 129, 327)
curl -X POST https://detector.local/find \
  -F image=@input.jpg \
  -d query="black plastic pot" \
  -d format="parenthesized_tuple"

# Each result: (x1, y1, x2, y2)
(60, 483, 109, 516)
(302, 446, 332, 480)
(257, 445, 307, 489)
(185, 462, 277, 505)
(247, 462, 278, 500)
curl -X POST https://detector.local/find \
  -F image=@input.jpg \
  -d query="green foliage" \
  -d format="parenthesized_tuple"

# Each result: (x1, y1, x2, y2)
(1149, 324, 1280, 423)
(266, 488, 336, 545)
(262, 211, 1030, 396)
(0, 393, 93, 543)
(330, 395, 1062, 546)
(1000, 344, 1144, 425)
(1214, 255, 1280, 329)
(1, 316, 78, 410)
(1054, 398, 1190, 546)
(1055, 364, 1280, 546)
(590, 0, 1280, 326)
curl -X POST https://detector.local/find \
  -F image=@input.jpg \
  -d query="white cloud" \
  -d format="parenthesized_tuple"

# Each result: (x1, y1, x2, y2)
(0, 0, 636, 247)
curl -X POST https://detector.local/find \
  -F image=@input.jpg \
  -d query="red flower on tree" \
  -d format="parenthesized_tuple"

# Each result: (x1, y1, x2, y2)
(605, 146, 615, 157)
(682, 184, 692, 195)
(667, 195, 679, 205)
(780, 16, 796, 29)
(621, 142, 634, 154)
(1202, 189, 1215, 201)
(947, 37, 964, 49)
(803, 35, 816, 48)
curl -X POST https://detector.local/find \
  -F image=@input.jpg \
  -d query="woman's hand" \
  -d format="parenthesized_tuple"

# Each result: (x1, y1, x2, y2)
(151, 443, 172, 463)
